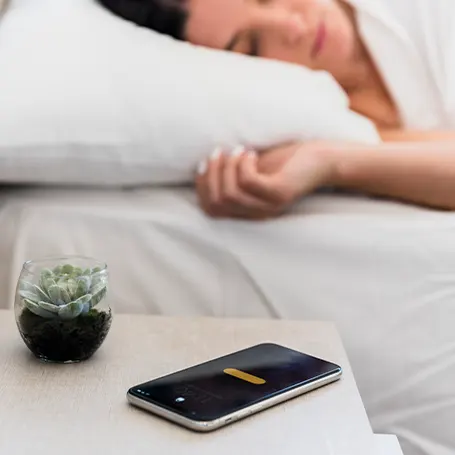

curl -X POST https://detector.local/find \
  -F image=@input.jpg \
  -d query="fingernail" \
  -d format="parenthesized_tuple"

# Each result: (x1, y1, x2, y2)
(197, 160, 207, 175)
(231, 145, 246, 157)
(210, 146, 223, 161)
(248, 150, 258, 159)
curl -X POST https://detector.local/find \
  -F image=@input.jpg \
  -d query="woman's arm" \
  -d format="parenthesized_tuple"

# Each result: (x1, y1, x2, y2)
(380, 129, 455, 142)
(195, 140, 455, 219)
(332, 141, 455, 210)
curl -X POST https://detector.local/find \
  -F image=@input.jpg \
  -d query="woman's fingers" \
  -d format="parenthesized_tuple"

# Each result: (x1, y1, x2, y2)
(196, 147, 223, 216)
(205, 146, 223, 208)
(222, 147, 273, 211)
(222, 145, 245, 204)
(238, 152, 294, 205)
(196, 146, 279, 218)
(196, 141, 332, 220)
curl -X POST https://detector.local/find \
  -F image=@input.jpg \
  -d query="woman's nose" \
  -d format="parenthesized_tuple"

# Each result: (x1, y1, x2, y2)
(254, 9, 307, 46)
(283, 13, 307, 45)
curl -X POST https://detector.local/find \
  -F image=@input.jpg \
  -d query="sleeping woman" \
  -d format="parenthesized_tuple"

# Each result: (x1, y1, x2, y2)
(98, 0, 455, 219)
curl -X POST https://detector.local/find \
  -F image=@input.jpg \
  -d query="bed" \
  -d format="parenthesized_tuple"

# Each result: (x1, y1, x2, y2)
(0, 185, 454, 455)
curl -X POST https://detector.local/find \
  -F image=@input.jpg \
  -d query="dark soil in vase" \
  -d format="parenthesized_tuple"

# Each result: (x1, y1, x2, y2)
(17, 308, 113, 363)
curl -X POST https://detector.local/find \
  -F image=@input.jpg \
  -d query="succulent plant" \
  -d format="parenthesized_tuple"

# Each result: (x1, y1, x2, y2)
(19, 264, 108, 320)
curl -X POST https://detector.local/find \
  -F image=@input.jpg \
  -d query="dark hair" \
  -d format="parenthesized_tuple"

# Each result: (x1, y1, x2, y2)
(97, 0, 188, 41)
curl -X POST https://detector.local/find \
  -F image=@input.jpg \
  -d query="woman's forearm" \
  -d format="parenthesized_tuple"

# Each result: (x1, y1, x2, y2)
(330, 142, 455, 210)
(379, 129, 455, 143)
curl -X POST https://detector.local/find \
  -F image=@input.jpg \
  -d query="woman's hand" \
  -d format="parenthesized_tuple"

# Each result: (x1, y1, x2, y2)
(195, 141, 337, 220)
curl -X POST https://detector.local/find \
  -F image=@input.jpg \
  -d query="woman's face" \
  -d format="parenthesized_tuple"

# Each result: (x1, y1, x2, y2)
(185, 0, 358, 83)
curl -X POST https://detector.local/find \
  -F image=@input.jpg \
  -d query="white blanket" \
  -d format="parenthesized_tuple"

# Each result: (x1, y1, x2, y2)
(351, 0, 455, 130)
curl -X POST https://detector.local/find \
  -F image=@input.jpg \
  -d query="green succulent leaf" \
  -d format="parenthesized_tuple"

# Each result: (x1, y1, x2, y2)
(47, 284, 70, 305)
(75, 277, 91, 298)
(73, 293, 93, 305)
(82, 268, 91, 276)
(19, 280, 35, 293)
(90, 284, 107, 308)
(38, 301, 60, 313)
(81, 303, 90, 314)
(61, 264, 74, 275)
(92, 267, 102, 274)
(60, 286, 71, 304)
(47, 285, 61, 304)
(23, 298, 38, 312)
(30, 285, 49, 301)
(19, 290, 41, 304)
(56, 276, 68, 288)
(90, 280, 105, 295)
(72, 267, 83, 277)
(66, 278, 78, 297)
(23, 299, 56, 319)
(52, 265, 63, 275)
(40, 277, 56, 295)
(58, 300, 85, 320)
(90, 275, 101, 289)
(40, 268, 54, 280)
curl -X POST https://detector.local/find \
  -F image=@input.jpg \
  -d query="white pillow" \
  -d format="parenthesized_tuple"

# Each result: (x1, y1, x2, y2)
(0, 0, 380, 187)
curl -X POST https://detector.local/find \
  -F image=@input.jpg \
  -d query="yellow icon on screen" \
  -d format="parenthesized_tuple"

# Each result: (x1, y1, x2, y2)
(223, 368, 266, 385)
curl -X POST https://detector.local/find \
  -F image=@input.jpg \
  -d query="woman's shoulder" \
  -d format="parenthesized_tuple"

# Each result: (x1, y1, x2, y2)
(351, 0, 455, 130)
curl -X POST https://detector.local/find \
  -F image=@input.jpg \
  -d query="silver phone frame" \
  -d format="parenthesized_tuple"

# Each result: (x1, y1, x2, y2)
(127, 368, 342, 432)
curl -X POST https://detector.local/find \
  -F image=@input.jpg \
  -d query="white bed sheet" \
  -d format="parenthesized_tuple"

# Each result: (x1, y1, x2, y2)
(0, 186, 454, 455)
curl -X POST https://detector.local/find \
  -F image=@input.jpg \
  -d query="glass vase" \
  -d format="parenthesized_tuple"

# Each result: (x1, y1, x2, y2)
(14, 256, 113, 363)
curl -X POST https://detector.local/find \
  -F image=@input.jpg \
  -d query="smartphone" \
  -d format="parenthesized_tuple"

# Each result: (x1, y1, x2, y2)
(127, 343, 342, 432)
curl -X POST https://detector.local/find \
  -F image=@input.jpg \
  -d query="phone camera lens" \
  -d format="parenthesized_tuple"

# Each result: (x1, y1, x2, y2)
(175, 397, 185, 403)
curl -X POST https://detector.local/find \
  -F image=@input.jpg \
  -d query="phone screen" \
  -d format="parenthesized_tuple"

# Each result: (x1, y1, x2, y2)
(129, 343, 341, 422)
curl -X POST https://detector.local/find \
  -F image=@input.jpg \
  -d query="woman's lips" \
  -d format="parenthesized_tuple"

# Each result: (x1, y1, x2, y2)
(312, 23, 326, 58)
